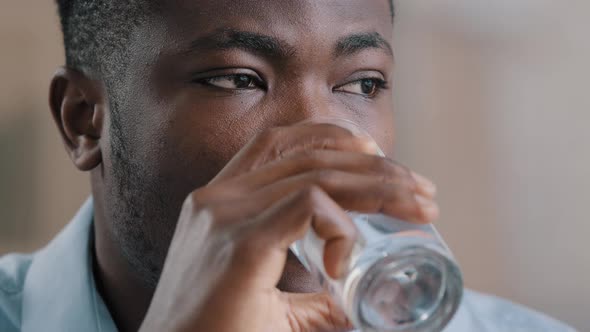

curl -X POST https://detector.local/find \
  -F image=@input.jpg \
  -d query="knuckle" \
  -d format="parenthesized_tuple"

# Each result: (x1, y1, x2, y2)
(200, 202, 241, 232)
(299, 148, 323, 164)
(393, 184, 414, 203)
(256, 126, 283, 145)
(399, 192, 423, 218)
(196, 204, 220, 224)
(232, 231, 260, 253)
(190, 186, 248, 212)
(410, 198, 422, 214)
(372, 181, 389, 197)
(412, 204, 426, 222)
(367, 183, 398, 213)
(404, 176, 419, 191)
(176, 202, 218, 235)
(311, 169, 337, 185)
(289, 149, 324, 171)
(391, 164, 417, 188)
(182, 192, 202, 215)
(190, 188, 209, 207)
(396, 164, 413, 179)
(296, 184, 324, 207)
(369, 155, 393, 176)
(343, 219, 360, 240)
(287, 149, 320, 172)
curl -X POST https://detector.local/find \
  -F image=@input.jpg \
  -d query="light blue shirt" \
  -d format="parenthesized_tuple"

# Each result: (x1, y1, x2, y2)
(0, 198, 577, 331)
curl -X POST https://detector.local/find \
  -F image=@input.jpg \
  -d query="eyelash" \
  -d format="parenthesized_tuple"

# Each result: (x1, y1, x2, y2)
(334, 77, 388, 99)
(196, 74, 266, 90)
(196, 74, 388, 98)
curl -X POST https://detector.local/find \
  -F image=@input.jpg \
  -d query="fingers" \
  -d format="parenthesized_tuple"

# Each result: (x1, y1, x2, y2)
(200, 164, 437, 245)
(250, 169, 438, 224)
(200, 150, 437, 222)
(411, 171, 437, 198)
(281, 292, 354, 332)
(197, 185, 357, 292)
(250, 186, 358, 279)
(207, 164, 437, 277)
(229, 149, 435, 198)
(203, 121, 439, 224)
(212, 123, 380, 182)
(204, 167, 436, 238)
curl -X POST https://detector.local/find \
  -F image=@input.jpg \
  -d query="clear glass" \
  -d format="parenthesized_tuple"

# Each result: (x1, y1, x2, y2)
(288, 118, 463, 331)
(290, 214, 463, 332)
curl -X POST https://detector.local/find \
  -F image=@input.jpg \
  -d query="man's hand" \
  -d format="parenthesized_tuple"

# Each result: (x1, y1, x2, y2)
(140, 122, 438, 332)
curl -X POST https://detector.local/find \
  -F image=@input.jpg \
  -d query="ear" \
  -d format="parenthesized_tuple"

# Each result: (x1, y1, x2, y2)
(49, 67, 105, 171)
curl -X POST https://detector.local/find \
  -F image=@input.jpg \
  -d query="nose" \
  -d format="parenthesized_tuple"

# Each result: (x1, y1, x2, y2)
(274, 79, 350, 126)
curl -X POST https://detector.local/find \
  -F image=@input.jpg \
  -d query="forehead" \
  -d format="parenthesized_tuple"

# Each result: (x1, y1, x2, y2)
(156, 0, 393, 45)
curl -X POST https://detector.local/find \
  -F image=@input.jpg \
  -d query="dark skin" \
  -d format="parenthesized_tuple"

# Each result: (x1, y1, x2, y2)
(49, 0, 439, 331)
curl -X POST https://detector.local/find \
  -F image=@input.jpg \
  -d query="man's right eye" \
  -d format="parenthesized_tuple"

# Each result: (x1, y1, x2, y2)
(198, 74, 261, 90)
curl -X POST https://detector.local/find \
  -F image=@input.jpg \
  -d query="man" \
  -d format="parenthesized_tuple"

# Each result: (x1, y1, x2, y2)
(0, 0, 576, 331)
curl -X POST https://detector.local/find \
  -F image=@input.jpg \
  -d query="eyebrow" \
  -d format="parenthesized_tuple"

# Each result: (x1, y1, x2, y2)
(183, 28, 295, 59)
(334, 32, 393, 57)
(181, 29, 392, 60)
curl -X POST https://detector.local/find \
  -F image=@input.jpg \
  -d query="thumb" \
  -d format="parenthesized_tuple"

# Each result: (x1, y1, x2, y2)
(281, 292, 355, 332)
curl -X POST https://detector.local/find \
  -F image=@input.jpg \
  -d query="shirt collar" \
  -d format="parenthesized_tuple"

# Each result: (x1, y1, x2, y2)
(20, 197, 117, 332)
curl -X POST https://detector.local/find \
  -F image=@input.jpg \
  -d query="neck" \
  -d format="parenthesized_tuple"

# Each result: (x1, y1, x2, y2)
(89, 184, 320, 331)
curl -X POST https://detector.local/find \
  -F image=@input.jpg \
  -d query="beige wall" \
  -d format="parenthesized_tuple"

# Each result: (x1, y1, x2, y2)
(0, 1, 588, 330)
(0, 1, 90, 254)
(393, 1, 590, 330)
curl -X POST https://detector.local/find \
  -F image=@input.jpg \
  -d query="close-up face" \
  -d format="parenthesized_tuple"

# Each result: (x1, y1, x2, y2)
(101, 0, 395, 286)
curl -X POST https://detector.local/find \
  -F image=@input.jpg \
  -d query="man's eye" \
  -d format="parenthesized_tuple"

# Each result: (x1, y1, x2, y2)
(201, 74, 259, 90)
(335, 78, 386, 98)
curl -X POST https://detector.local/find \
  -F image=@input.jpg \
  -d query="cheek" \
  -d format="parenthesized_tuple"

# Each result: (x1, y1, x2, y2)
(376, 111, 395, 156)
(376, 94, 396, 155)
(152, 102, 259, 190)
(360, 105, 395, 156)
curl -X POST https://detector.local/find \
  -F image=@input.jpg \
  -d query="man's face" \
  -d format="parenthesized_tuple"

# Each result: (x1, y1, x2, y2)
(101, 0, 394, 287)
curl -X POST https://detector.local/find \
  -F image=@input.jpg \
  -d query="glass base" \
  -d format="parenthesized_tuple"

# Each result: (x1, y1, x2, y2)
(347, 243, 463, 332)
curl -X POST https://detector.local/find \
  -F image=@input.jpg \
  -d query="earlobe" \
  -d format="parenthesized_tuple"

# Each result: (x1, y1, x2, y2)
(49, 67, 105, 171)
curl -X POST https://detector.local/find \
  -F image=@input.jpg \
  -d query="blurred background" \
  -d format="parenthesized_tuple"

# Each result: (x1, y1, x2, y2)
(0, 1, 588, 330)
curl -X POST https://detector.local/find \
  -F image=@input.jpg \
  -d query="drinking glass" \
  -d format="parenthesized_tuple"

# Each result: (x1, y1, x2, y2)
(290, 118, 463, 332)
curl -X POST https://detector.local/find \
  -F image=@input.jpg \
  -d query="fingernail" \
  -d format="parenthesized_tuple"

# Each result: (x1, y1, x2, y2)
(411, 172, 437, 197)
(358, 139, 383, 157)
(374, 144, 385, 157)
(415, 194, 440, 222)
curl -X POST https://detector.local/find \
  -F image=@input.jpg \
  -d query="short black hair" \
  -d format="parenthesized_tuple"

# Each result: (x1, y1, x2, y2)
(55, 0, 152, 80)
(55, 0, 394, 79)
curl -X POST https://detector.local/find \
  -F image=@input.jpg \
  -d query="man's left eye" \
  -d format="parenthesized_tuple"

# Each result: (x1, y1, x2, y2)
(335, 78, 386, 98)
(201, 74, 259, 90)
